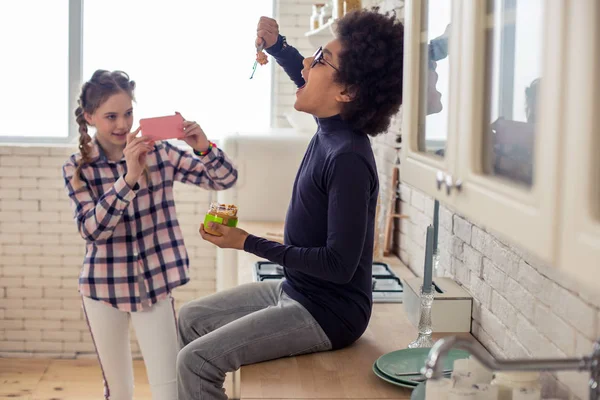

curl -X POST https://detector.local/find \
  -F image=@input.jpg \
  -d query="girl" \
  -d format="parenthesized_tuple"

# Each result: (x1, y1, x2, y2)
(62, 70, 238, 400)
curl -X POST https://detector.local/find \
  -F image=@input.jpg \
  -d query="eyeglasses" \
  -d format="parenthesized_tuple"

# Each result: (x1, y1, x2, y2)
(310, 47, 339, 72)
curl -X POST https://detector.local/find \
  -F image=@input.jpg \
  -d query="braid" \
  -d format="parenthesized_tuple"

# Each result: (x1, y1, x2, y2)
(73, 105, 93, 189)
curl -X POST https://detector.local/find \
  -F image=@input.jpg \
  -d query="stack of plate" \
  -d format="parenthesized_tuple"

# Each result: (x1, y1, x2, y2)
(372, 348, 470, 389)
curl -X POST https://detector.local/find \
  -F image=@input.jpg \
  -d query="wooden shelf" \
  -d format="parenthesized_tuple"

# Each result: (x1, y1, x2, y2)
(304, 19, 337, 47)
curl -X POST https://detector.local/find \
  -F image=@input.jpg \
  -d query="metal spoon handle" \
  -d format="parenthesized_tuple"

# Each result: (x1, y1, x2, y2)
(395, 369, 452, 377)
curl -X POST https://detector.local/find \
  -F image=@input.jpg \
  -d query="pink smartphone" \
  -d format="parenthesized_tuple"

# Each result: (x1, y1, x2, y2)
(139, 114, 185, 141)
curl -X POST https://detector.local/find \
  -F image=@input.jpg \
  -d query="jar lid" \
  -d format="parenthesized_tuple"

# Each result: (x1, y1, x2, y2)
(209, 202, 238, 216)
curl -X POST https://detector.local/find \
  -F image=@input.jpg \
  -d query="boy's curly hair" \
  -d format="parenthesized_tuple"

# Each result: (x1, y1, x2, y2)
(335, 9, 404, 137)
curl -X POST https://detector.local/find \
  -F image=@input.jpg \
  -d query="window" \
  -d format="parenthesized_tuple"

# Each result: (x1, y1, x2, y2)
(482, 0, 544, 187)
(0, 1, 70, 139)
(83, 0, 273, 138)
(417, 0, 453, 157)
(0, 0, 273, 142)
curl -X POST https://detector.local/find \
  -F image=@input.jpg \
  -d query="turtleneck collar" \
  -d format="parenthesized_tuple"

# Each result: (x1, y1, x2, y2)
(316, 114, 351, 133)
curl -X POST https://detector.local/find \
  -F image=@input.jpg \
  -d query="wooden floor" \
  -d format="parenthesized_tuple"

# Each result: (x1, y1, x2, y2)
(0, 358, 236, 400)
(0, 358, 152, 399)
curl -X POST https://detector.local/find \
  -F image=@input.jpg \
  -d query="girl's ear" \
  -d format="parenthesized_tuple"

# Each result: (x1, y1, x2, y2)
(84, 112, 93, 126)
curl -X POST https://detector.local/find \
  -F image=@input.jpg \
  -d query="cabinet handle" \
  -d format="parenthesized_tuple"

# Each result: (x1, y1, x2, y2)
(436, 171, 445, 191)
(455, 179, 463, 192)
(443, 175, 463, 195)
(445, 175, 454, 196)
(437, 172, 463, 195)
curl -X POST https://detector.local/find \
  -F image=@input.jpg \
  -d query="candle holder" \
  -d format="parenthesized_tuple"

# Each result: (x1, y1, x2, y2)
(408, 285, 436, 349)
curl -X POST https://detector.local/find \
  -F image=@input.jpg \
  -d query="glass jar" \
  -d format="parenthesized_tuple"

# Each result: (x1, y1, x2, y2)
(203, 202, 239, 237)
(491, 372, 541, 400)
(426, 378, 452, 400)
(447, 387, 478, 400)
(319, 2, 332, 26)
(332, 0, 345, 19)
(310, 4, 324, 30)
(468, 356, 494, 384)
(343, 0, 362, 14)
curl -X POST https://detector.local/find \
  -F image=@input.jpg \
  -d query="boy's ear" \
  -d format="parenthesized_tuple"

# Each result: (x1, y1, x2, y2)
(336, 86, 357, 103)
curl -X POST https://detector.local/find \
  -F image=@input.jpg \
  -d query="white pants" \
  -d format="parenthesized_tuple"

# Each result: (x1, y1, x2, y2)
(82, 296, 178, 400)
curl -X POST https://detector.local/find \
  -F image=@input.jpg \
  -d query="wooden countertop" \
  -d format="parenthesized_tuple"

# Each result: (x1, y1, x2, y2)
(235, 221, 476, 400)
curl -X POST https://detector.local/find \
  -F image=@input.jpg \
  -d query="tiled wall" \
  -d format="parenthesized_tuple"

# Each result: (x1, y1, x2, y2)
(390, 182, 599, 399)
(0, 145, 216, 358)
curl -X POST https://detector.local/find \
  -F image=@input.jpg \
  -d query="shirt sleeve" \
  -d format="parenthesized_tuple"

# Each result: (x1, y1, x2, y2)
(266, 35, 306, 89)
(164, 142, 238, 190)
(62, 160, 137, 242)
(244, 153, 375, 284)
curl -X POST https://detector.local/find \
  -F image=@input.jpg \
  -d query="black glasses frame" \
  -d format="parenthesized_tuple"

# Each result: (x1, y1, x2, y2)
(310, 47, 339, 72)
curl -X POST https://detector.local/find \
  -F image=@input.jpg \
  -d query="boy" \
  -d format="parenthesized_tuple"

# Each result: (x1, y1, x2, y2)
(177, 9, 404, 400)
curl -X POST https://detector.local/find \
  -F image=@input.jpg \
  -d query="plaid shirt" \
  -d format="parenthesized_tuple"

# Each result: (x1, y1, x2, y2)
(63, 139, 238, 312)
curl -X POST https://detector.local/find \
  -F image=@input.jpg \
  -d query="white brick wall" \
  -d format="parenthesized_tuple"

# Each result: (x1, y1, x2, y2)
(0, 144, 216, 358)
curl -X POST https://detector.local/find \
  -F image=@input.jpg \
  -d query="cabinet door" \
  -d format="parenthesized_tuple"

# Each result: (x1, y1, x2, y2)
(558, 0, 600, 292)
(401, 0, 462, 202)
(453, 0, 566, 263)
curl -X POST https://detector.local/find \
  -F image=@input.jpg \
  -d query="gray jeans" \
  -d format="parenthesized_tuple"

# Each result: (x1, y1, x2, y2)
(176, 281, 332, 400)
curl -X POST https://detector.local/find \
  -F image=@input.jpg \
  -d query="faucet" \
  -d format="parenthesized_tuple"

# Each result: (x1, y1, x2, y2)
(422, 336, 600, 400)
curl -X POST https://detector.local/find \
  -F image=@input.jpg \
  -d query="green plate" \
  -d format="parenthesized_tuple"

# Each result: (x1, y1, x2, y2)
(374, 363, 418, 386)
(372, 362, 418, 389)
(411, 382, 426, 400)
(376, 348, 470, 381)
(374, 363, 419, 387)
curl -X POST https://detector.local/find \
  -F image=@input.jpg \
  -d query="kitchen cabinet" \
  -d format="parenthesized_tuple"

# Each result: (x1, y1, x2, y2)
(556, 2, 600, 290)
(401, 0, 462, 207)
(402, 0, 600, 289)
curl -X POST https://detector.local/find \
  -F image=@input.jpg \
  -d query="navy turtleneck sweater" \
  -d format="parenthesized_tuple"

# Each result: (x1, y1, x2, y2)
(243, 36, 379, 350)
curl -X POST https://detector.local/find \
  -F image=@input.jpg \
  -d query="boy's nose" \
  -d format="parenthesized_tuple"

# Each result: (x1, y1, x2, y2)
(303, 57, 313, 69)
